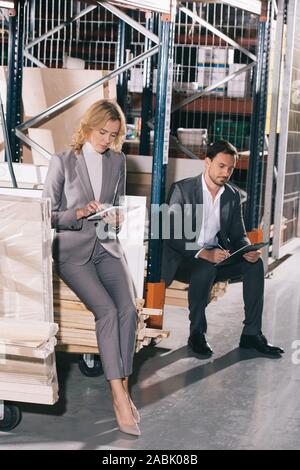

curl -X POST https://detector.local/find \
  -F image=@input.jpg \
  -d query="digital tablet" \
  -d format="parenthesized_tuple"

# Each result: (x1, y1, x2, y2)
(215, 242, 268, 267)
(87, 205, 139, 221)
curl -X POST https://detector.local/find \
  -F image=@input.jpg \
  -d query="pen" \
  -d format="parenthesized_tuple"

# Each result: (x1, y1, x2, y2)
(218, 244, 230, 259)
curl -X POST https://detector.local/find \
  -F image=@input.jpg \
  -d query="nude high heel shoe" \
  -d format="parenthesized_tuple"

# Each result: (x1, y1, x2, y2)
(113, 401, 141, 436)
(129, 400, 141, 424)
(118, 422, 141, 436)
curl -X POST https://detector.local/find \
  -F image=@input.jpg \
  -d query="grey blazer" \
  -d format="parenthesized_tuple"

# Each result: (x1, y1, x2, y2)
(42, 147, 126, 265)
(162, 174, 250, 286)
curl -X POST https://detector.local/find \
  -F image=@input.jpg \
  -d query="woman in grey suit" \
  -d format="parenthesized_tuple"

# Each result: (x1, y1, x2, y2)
(43, 100, 140, 436)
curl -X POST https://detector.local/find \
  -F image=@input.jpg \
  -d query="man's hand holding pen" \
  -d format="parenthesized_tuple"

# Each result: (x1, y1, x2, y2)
(197, 244, 230, 264)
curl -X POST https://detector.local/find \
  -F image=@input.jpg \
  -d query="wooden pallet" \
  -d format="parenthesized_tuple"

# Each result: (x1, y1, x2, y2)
(53, 275, 169, 354)
(165, 280, 228, 308)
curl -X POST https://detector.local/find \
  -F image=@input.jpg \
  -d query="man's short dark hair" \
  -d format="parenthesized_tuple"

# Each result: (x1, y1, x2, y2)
(207, 140, 239, 160)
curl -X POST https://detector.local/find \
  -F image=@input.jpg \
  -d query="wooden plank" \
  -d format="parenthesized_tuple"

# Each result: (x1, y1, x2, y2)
(1, 339, 56, 359)
(54, 299, 90, 311)
(58, 328, 96, 339)
(165, 297, 188, 308)
(168, 280, 189, 290)
(143, 328, 169, 339)
(54, 319, 94, 328)
(57, 337, 98, 347)
(141, 308, 163, 316)
(165, 289, 188, 300)
(56, 344, 98, 354)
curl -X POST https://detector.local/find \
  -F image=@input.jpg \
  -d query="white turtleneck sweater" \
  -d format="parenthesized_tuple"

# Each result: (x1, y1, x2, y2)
(82, 141, 103, 201)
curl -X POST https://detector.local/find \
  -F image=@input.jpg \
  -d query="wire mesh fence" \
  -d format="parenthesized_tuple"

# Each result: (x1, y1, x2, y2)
(0, 1, 261, 195)
(282, 1, 300, 244)
(171, 2, 259, 194)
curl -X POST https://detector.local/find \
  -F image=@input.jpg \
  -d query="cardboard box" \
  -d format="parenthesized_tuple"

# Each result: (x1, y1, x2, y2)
(227, 63, 251, 98)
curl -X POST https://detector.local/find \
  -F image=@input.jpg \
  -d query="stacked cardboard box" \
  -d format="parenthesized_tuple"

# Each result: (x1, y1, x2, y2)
(128, 68, 144, 93)
(197, 46, 234, 96)
(227, 63, 251, 98)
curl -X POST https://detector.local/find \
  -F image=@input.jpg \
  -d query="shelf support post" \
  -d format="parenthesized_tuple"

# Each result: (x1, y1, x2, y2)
(6, 0, 25, 163)
(146, 13, 176, 316)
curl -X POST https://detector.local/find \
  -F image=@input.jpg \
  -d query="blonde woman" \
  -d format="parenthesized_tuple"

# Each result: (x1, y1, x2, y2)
(43, 100, 140, 436)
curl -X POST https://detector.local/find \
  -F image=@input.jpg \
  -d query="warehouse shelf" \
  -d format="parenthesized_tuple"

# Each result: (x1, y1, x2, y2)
(175, 34, 257, 48)
(173, 95, 253, 115)
(128, 93, 253, 116)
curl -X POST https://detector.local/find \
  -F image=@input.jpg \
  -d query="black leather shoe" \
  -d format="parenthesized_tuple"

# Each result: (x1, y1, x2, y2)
(258, 332, 285, 354)
(239, 333, 284, 356)
(188, 334, 213, 356)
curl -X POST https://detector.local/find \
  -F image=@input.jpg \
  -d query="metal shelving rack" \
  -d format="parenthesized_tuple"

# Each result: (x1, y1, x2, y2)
(1, 0, 299, 432)
(1, 1, 297, 298)
(0, 1, 275, 293)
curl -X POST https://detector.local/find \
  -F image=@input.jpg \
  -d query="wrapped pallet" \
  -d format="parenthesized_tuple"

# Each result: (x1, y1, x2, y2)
(0, 194, 58, 405)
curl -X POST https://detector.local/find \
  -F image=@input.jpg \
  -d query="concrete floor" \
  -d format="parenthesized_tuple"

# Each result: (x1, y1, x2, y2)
(1, 243, 300, 450)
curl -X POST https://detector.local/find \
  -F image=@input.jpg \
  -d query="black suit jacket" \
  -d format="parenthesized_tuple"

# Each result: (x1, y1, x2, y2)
(161, 174, 250, 286)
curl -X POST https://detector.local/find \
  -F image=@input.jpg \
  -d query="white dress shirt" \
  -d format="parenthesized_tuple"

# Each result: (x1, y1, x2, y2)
(82, 142, 103, 201)
(195, 174, 225, 258)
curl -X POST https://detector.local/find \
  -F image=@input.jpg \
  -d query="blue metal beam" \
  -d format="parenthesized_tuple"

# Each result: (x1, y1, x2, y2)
(5, 0, 24, 163)
(147, 18, 175, 283)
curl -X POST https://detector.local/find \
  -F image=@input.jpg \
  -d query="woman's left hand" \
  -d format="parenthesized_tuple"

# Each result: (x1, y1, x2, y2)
(103, 208, 124, 228)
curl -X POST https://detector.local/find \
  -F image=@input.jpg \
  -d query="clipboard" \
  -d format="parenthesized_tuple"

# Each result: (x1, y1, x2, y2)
(215, 242, 268, 267)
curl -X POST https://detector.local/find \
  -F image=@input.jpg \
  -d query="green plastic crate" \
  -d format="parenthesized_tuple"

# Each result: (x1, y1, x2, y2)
(211, 120, 250, 150)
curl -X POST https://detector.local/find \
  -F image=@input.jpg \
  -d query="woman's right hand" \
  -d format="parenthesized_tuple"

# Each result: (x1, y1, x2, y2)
(76, 200, 102, 220)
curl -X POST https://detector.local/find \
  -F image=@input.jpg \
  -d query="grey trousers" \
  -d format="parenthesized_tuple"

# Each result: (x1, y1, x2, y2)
(55, 241, 137, 381)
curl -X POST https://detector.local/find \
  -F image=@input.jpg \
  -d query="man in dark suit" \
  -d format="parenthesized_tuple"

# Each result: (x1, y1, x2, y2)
(162, 140, 284, 357)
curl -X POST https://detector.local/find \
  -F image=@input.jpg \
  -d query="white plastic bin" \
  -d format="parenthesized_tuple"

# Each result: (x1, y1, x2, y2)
(177, 128, 208, 146)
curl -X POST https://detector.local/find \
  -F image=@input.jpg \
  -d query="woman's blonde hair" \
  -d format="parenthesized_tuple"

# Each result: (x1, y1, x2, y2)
(71, 99, 126, 153)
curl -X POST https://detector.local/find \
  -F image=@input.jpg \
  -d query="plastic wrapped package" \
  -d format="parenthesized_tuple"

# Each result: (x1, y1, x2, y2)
(0, 194, 58, 405)
(0, 195, 53, 321)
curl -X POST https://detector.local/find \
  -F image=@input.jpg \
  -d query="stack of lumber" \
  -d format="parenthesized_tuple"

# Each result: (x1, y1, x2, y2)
(53, 273, 169, 354)
(135, 299, 169, 352)
(165, 281, 189, 308)
(0, 195, 59, 405)
(165, 280, 228, 308)
(210, 281, 228, 302)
